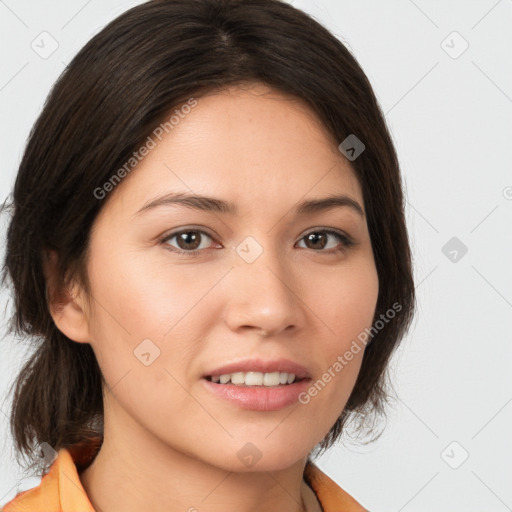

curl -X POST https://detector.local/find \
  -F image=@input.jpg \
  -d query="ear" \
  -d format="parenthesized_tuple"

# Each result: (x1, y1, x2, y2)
(42, 248, 92, 344)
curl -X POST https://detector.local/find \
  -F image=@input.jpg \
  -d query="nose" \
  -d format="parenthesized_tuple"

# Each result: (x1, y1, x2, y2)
(223, 241, 306, 337)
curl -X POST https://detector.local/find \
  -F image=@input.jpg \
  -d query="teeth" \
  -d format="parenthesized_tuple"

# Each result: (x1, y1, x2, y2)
(210, 371, 297, 386)
(231, 372, 245, 385)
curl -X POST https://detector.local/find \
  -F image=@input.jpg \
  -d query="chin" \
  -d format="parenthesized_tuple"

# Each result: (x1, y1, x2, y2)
(203, 438, 312, 473)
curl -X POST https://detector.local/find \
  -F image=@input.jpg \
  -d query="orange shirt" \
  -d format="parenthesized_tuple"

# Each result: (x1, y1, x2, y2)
(1, 437, 367, 511)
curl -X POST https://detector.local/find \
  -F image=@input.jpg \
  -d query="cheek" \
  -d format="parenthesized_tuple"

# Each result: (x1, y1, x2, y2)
(83, 245, 222, 401)
(315, 256, 379, 347)
(85, 243, 206, 340)
(83, 250, 197, 423)
(306, 257, 378, 406)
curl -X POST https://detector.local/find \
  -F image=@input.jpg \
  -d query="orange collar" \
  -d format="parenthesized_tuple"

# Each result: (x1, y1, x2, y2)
(2, 437, 366, 511)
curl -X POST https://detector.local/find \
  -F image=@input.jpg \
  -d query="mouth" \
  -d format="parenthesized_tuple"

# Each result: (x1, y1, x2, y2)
(201, 372, 312, 411)
(203, 371, 308, 387)
(200, 359, 313, 410)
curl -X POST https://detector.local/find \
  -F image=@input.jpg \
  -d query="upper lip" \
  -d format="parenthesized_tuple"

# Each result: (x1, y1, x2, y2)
(203, 358, 311, 380)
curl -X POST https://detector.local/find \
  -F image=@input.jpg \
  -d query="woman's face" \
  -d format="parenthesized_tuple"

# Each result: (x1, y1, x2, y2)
(76, 82, 379, 471)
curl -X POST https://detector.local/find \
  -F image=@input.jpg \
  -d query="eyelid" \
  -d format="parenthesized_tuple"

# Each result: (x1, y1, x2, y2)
(300, 227, 357, 251)
(159, 226, 217, 243)
(302, 226, 353, 240)
(159, 225, 356, 256)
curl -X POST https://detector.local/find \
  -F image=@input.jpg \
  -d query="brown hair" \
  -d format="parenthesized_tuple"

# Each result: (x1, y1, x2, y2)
(1, 0, 415, 474)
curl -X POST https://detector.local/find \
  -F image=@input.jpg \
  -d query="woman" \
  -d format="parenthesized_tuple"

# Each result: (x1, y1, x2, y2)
(1, 0, 415, 510)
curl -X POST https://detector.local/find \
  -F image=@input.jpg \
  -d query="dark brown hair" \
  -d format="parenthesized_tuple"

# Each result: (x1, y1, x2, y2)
(1, 0, 415, 474)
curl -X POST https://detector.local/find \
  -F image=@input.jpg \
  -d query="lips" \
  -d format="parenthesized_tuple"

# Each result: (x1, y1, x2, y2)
(202, 358, 311, 380)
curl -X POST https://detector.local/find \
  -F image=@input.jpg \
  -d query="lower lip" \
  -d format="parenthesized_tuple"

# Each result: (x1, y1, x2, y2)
(201, 377, 311, 411)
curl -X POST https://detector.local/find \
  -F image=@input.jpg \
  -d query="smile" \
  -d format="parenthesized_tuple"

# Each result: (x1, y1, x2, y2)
(205, 371, 301, 386)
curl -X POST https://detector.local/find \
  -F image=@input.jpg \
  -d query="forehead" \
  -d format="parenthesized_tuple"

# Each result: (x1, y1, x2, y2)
(101, 83, 363, 220)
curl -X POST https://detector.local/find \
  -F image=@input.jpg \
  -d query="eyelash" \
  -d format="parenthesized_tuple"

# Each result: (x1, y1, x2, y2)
(159, 227, 356, 258)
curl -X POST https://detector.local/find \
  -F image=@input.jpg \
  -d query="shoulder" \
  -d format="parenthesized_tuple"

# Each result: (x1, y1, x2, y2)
(304, 461, 369, 511)
(2, 437, 101, 512)
(1, 447, 95, 512)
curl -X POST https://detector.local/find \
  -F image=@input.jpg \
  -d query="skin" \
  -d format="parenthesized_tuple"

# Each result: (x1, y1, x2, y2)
(47, 82, 379, 512)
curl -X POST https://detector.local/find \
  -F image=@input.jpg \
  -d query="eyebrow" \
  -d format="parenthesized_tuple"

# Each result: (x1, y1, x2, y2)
(135, 192, 365, 218)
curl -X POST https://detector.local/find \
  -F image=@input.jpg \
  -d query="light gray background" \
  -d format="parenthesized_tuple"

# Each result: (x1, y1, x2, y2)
(1, 1, 511, 511)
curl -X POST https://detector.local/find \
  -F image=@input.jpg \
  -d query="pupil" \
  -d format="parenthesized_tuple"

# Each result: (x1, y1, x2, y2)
(179, 232, 200, 250)
(307, 232, 326, 249)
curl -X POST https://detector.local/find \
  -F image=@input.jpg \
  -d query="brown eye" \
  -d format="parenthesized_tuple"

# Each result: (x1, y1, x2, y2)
(162, 229, 215, 255)
(303, 232, 329, 250)
(297, 229, 355, 254)
(161, 227, 355, 258)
